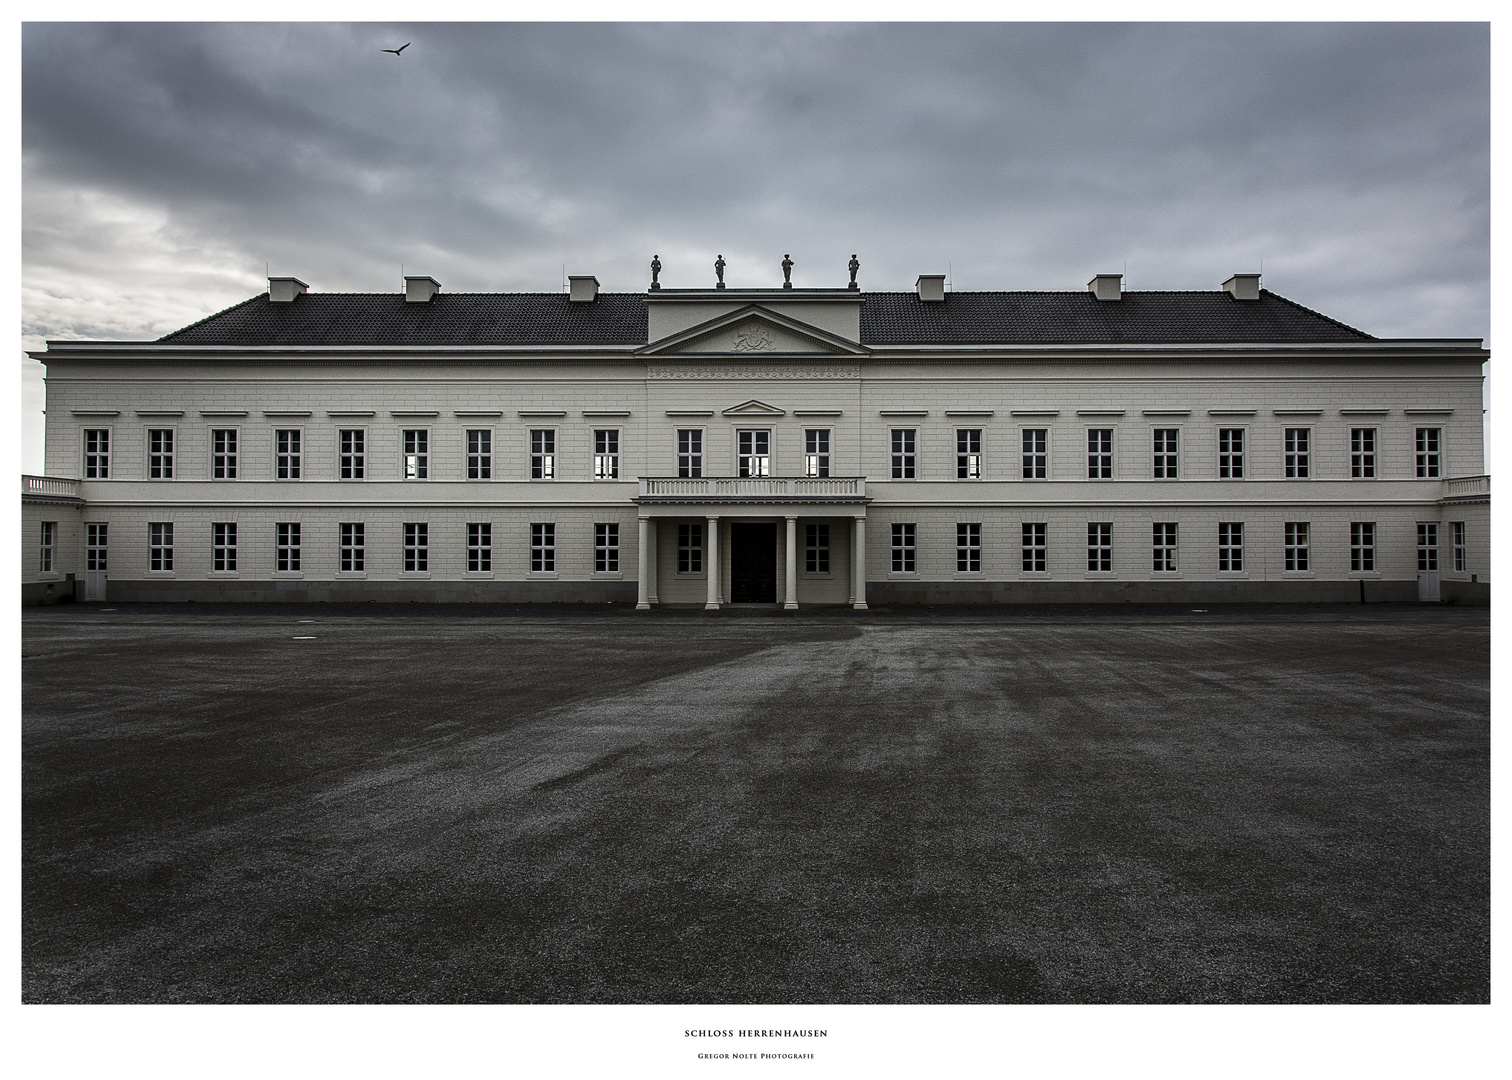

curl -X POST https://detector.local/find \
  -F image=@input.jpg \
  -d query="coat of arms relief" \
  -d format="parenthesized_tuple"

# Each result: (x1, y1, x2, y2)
(730, 322, 777, 352)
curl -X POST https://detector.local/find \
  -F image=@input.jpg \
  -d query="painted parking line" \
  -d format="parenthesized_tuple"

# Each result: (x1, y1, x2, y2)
(292, 636, 317, 640)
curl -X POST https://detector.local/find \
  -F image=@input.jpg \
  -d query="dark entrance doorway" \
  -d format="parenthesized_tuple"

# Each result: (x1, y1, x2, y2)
(729, 522, 777, 602)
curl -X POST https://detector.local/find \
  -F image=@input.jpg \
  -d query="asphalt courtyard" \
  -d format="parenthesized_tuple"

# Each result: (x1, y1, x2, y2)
(22, 603, 1489, 1004)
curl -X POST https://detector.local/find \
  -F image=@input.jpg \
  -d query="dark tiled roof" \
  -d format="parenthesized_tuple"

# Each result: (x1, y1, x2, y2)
(159, 288, 1371, 346)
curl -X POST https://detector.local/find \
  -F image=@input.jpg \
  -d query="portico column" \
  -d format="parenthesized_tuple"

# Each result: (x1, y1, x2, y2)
(852, 517, 868, 610)
(705, 516, 720, 611)
(636, 517, 652, 610)
(784, 515, 799, 610)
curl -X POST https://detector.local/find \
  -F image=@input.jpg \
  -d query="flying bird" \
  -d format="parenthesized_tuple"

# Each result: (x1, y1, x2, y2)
(381, 42, 410, 56)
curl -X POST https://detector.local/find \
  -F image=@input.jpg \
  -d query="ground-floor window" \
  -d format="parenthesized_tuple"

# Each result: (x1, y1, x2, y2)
(86, 523, 107, 571)
(956, 522, 981, 572)
(404, 522, 429, 572)
(148, 522, 173, 571)
(678, 523, 703, 573)
(340, 523, 365, 572)
(1218, 522, 1243, 571)
(1350, 522, 1375, 572)
(891, 523, 916, 572)
(39, 521, 55, 572)
(212, 522, 237, 571)
(277, 523, 301, 571)
(1452, 521, 1466, 572)
(805, 523, 830, 573)
(1021, 522, 1046, 572)
(1087, 523, 1112, 571)
(1283, 522, 1309, 571)
(595, 523, 619, 572)
(1152, 523, 1178, 571)
(1417, 523, 1438, 571)
(532, 523, 556, 572)
(468, 523, 492, 572)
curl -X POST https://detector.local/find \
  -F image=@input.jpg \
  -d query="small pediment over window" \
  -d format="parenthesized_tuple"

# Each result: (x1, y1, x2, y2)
(722, 400, 787, 417)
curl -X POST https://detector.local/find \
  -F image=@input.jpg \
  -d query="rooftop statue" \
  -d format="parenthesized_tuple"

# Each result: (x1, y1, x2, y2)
(715, 254, 726, 290)
(782, 253, 794, 289)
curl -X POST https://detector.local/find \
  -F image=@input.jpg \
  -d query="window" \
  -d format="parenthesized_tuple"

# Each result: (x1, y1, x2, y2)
(1021, 523, 1047, 572)
(677, 430, 703, 478)
(212, 522, 238, 571)
(1152, 523, 1178, 571)
(339, 430, 366, 479)
(957, 429, 982, 479)
(1284, 428, 1310, 479)
(805, 429, 831, 477)
(86, 523, 107, 570)
(1087, 523, 1112, 572)
(1284, 522, 1309, 571)
(1087, 429, 1113, 479)
(211, 429, 238, 479)
(957, 522, 981, 572)
(891, 523, 916, 572)
(403, 522, 429, 571)
(1415, 428, 1441, 478)
(467, 523, 492, 572)
(678, 523, 703, 573)
(531, 523, 556, 572)
(148, 522, 174, 571)
(1152, 430, 1179, 479)
(1351, 428, 1376, 478)
(276, 429, 302, 480)
(1417, 523, 1438, 571)
(891, 429, 916, 479)
(531, 430, 556, 480)
(1452, 521, 1466, 572)
(738, 429, 770, 477)
(1021, 429, 1047, 479)
(1218, 522, 1243, 571)
(39, 521, 55, 573)
(1351, 522, 1375, 572)
(340, 523, 365, 572)
(276, 523, 301, 571)
(467, 430, 492, 480)
(1218, 429, 1244, 479)
(148, 429, 175, 479)
(595, 523, 620, 572)
(594, 430, 620, 480)
(805, 523, 830, 572)
(83, 430, 110, 478)
(403, 430, 429, 480)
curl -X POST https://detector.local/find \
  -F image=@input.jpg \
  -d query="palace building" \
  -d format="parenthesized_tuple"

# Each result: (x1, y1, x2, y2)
(22, 267, 1490, 606)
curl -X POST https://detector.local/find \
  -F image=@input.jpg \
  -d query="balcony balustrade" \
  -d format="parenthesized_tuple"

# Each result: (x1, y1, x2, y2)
(638, 476, 866, 500)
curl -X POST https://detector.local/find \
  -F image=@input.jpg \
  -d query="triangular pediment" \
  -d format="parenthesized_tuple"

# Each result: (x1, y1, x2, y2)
(722, 399, 787, 417)
(637, 304, 869, 357)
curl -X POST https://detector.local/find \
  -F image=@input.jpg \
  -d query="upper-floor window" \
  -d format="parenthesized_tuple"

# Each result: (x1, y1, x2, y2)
(39, 521, 55, 573)
(890, 429, 916, 480)
(1415, 428, 1441, 478)
(805, 429, 831, 477)
(148, 429, 175, 479)
(1284, 428, 1310, 479)
(467, 430, 492, 480)
(403, 429, 429, 480)
(957, 429, 982, 479)
(531, 430, 556, 480)
(1087, 429, 1113, 479)
(594, 429, 620, 480)
(678, 430, 703, 478)
(83, 429, 110, 478)
(1021, 430, 1047, 479)
(738, 429, 770, 477)
(211, 429, 238, 479)
(1218, 429, 1244, 479)
(1350, 428, 1376, 479)
(339, 429, 366, 479)
(276, 429, 302, 480)
(1152, 430, 1179, 479)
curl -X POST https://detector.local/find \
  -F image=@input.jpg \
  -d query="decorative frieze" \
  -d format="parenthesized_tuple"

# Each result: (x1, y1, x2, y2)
(647, 365, 861, 380)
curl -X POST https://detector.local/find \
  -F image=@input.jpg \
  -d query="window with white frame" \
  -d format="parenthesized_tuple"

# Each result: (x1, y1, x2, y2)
(39, 521, 55, 573)
(956, 522, 981, 572)
(211, 429, 238, 479)
(1351, 428, 1376, 478)
(594, 430, 620, 480)
(1284, 522, 1309, 571)
(890, 429, 916, 479)
(891, 522, 916, 572)
(805, 429, 831, 477)
(1021, 430, 1048, 479)
(1218, 429, 1244, 479)
(403, 522, 428, 571)
(339, 429, 365, 479)
(1351, 522, 1375, 571)
(1452, 521, 1466, 572)
(805, 523, 830, 572)
(957, 429, 982, 479)
(678, 523, 703, 572)
(467, 430, 492, 480)
(148, 429, 175, 479)
(403, 430, 429, 480)
(149, 522, 174, 571)
(1152, 523, 1178, 571)
(1152, 430, 1179, 479)
(531, 523, 556, 571)
(86, 523, 107, 570)
(677, 430, 703, 478)
(1284, 428, 1310, 478)
(737, 429, 771, 477)
(1417, 522, 1438, 570)
(212, 522, 237, 571)
(276, 429, 301, 479)
(1087, 429, 1113, 479)
(531, 430, 556, 480)
(595, 523, 620, 572)
(83, 429, 110, 478)
(467, 523, 492, 572)
(1218, 522, 1243, 571)
(1087, 523, 1112, 572)
(276, 522, 301, 571)
(1415, 428, 1441, 478)
(1021, 522, 1046, 572)
(340, 522, 365, 571)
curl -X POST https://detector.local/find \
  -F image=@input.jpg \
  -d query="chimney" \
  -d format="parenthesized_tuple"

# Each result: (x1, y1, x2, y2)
(405, 276, 441, 303)
(268, 276, 308, 303)
(568, 275, 600, 303)
(916, 274, 946, 302)
(1088, 274, 1122, 302)
(1222, 273, 1261, 301)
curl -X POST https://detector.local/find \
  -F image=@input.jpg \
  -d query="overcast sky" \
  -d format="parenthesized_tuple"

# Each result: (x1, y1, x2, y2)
(20, 21, 1490, 473)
